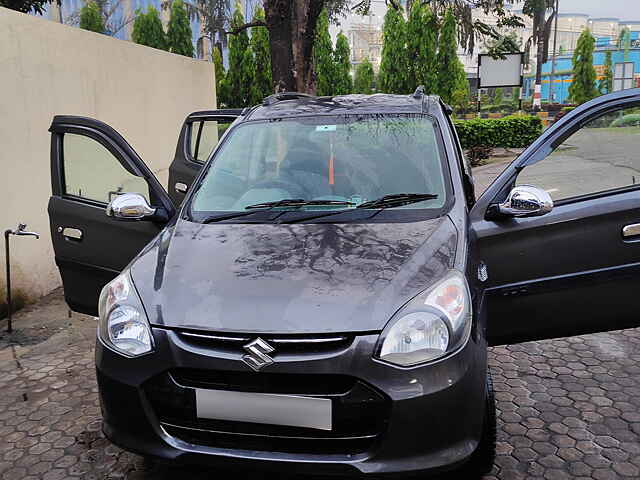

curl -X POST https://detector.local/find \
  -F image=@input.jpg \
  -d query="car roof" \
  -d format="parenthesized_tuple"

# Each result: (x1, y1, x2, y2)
(243, 92, 446, 121)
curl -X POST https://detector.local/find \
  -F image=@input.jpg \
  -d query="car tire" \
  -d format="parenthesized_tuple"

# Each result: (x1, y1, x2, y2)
(459, 370, 497, 478)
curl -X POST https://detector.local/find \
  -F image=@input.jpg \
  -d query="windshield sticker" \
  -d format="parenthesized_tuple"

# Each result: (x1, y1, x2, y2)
(315, 125, 337, 132)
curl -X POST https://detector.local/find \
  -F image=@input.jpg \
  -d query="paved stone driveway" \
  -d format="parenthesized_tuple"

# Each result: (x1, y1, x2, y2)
(0, 291, 639, 479)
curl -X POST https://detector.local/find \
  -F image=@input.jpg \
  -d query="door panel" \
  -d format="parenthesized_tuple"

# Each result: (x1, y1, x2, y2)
(470, 89, 640, 346)
(48, 116, 175, 316)
(168, 110, 241, 204)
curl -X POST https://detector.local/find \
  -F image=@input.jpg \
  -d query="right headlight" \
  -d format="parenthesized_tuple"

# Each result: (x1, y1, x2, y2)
(375, 270, 472, 367)
(97, 270, 153, 357)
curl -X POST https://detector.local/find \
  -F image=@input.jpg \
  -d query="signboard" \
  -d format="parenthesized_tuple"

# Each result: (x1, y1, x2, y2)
(478, 53, 524, 88)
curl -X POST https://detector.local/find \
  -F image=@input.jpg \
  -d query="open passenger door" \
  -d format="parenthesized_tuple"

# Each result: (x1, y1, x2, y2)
(47, 116, 175, 316)
(167, 109, 242, 204)
(470, 89, 640, 346)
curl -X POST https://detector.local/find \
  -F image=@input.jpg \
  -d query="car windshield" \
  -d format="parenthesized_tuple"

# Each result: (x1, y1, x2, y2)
(190, 114, 448, 218)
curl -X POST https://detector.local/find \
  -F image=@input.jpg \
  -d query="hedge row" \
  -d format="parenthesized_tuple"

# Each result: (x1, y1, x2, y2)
(454, 115, 544, 150)
(610, 114, 640, 128)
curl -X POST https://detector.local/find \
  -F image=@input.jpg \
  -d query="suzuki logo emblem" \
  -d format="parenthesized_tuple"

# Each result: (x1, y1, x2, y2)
(242, 338, 275, 371)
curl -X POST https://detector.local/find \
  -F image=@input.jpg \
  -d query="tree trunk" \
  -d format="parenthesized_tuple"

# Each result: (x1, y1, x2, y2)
(264, 0, 323, 93)
(532, 7, 545, 110)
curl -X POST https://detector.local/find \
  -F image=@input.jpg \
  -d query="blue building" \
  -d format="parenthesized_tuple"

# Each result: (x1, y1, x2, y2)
(523, 30, 640, 104)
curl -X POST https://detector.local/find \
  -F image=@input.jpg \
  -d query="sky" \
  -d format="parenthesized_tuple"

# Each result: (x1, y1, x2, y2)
(516, 0, 640, 20)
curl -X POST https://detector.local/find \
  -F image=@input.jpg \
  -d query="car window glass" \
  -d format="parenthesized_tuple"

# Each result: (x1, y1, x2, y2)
(517, 106, 640, 201)
(191, 115, 447, 213)
(63, 133, 149, 203)
(190, 120, 233, 163)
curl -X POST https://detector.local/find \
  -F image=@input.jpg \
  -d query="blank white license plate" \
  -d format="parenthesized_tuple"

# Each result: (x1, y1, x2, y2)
(195, 389, 333, 431)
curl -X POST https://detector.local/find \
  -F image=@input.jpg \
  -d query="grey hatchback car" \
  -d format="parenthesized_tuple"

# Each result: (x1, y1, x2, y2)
(47, 89, 640, 477)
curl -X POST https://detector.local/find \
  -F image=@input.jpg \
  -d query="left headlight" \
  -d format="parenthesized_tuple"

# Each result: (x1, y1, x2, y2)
(375, 270, 472, 367)
(98, 271, 153, 357)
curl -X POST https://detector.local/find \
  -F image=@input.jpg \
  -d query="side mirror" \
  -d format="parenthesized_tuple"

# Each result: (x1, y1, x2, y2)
(106, 193, 156, 220)
(498, 185, 553, 218)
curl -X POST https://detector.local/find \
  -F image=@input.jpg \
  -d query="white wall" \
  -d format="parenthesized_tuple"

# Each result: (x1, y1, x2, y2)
(0, 7, 215, 309)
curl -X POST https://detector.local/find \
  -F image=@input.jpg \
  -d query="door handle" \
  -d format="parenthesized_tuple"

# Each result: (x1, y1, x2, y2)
(58, 227, 83, 240)
(175, 183, 188, 194)
(622, 223, 640, 238)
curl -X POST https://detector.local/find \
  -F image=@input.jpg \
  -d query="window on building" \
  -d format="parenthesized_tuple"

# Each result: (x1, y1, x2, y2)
(613, 62, 634, 91)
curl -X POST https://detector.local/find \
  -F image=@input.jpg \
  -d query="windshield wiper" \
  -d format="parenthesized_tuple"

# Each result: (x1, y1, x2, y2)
(356, 193, 438, 210)
(201, 199, 354, 223)
(245, 199, 354, 209)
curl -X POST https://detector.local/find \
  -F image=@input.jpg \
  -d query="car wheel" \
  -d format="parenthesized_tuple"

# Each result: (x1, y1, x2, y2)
(459, 370, 497, 478)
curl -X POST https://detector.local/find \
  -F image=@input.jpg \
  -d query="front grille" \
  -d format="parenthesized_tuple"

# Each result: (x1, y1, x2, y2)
(173, 330, 354, 357)
(172, 368, 355, 395)
(144, 370, 389, 455)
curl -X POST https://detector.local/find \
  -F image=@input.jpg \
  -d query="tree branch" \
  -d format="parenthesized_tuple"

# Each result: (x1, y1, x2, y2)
(225, 20, 266, 35)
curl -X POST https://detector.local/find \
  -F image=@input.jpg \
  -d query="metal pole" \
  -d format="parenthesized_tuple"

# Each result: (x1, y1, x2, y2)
(4, 230, 12, 333)
(549, 0, 560, 104)
(3, 224, 39, 333)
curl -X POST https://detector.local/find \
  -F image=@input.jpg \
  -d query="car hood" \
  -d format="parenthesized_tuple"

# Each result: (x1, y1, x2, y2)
(130, 217, 457, 334)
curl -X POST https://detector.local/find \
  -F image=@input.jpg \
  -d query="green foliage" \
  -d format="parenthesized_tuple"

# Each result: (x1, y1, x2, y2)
(1, 0, 59, 14)
(334, 32, 353, 95)
(314, 9, 336, 96)
(226, 1, 252, 107)
(569, 30, 598, 105)
(454, 115, 544, 150)
(250, 7, 272, 105)
(493, 88, 503, 105)
(435, 9, 459, 104)
(618, 27, 631, 61)
(406, 2, 438, 93)
(610, 114, 640, 128)
(451, 56, 470, 111)
(353, 58, 375, 94)
(598, 51, 613, 95)
(242, 48, 259, 107)
(213, 47, 229, 108)
(79, 1, 105, 34)
(167, 0, 194, 57)
(132, 6, 167, 50)
(379, 7, 408, 94)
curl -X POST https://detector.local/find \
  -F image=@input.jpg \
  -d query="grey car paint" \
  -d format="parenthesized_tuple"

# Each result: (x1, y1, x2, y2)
(130, 217, 458, 333)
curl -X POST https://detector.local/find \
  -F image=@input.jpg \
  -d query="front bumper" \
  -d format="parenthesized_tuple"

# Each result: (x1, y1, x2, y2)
(96, 328, 487, 476)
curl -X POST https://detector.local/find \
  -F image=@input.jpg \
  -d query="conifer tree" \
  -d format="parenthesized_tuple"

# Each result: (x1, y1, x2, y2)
(79, 1, 105, 34)
(451, 57, 470, 111)
(314, 9, 336, 96)
(213, 47, 229, 108)
(599, 51, 613, 95)
(132, 6, 167, 51)
(379, 7, 408, 94)
(250, 7, 273, 105)
(569, 29, 598, 105)
(406, 2, 438, 93)
(166, 0, 194, 57)
(226, 1, 252, 107)
(334, 32, 353, 95)
(354, 58, 375, 94)
(435, 9, 458, 104)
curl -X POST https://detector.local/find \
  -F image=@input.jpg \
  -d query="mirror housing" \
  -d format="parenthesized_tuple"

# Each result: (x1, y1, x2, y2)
(106, 193, 156, 220)
(497, 185, 553, 218)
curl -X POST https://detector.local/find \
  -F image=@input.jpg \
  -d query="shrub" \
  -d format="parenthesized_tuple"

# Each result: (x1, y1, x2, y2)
(610, 114, 640, 128)
(467, 145, 494, 166)
(454, 115, 544, 150)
